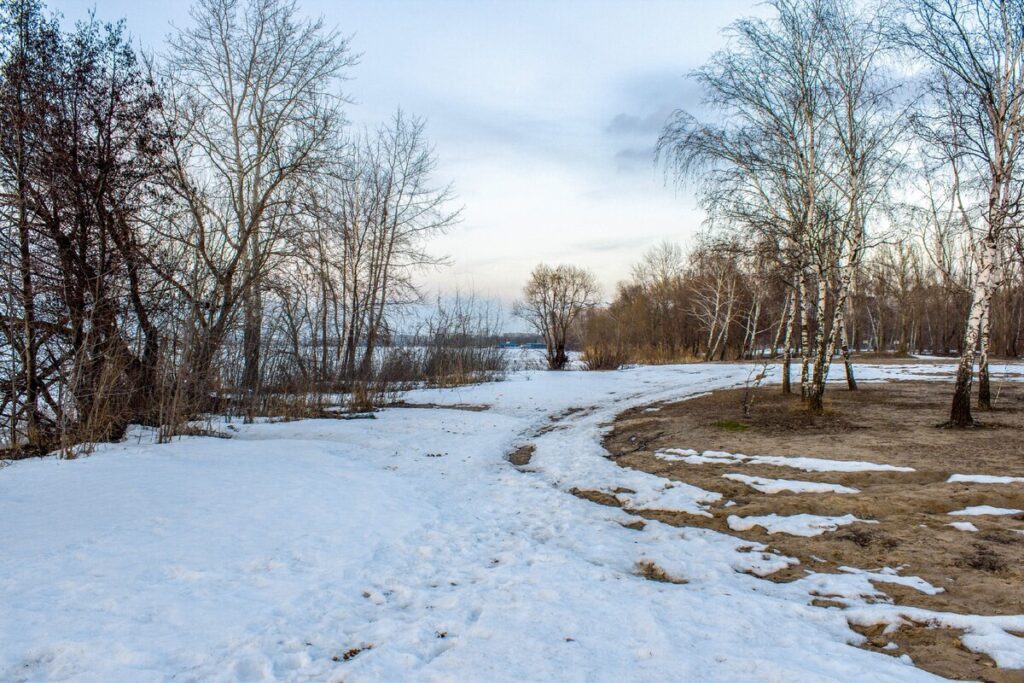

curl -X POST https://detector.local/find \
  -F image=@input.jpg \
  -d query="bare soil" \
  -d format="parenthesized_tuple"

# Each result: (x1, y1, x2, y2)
(602, 380, 1024, 682)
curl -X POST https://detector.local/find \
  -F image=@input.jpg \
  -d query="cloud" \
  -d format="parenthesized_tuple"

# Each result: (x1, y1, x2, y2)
(614, 146, 656, 172)
(568, 236, 640, 254)
(611, 69, 711, 124)
(605, 111, 668, 137)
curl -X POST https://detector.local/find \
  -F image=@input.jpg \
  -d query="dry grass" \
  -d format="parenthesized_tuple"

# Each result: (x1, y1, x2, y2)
(581, 343, 631, 370)
(603, 380, 1024, 681)
(507, 443, 536, 466)
(634, 560, 688, 584)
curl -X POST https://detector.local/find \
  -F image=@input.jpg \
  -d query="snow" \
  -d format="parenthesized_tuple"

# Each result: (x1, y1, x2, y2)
(835, 567, 944, 596)
(723, 473, 859, 494)
(745, 455, 914, 473)
(845, 607, 1024, 669)
(655, 448, 744, 465)
(727, 513, 875, 537)
(948, 474, 1024, 485)
(947, 521, 979, 532)
(657, 448, 913, 473)
(948, 505, 1023, 517)
(2, 361, 1020, 681)
(614, 479, 721, 516)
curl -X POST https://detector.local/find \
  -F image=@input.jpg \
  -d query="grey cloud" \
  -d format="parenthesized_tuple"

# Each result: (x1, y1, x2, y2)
(605, 111, 668, 137)
(614, 146, 656, 172)
(622, 70, 700, 105)
(614, 69, 710, 121)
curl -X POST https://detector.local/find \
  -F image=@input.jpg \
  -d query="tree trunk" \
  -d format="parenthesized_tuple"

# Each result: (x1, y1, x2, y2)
(781, 288, 796, 394)
(17, 145, 39, 450)
(806, 277, 829, 415)
(949, 237, 998, 427)
(978, 305, 992, 409)
(555, 344, 568, 370)
(13, 13, 41, 451)
(839, 310, 857, 390)
(743, 298, 761, 359)
(799, 269, 810, 399)
(242, 287, 263, 422)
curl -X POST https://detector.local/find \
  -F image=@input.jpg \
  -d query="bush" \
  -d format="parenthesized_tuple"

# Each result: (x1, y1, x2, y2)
(581, 343, 630, 370)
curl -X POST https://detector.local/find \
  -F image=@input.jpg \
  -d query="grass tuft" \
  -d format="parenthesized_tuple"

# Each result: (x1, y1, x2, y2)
(713, 419, 749, 432)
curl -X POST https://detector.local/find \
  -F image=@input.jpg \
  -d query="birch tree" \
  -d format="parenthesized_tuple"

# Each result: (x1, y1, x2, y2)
(661, 0, 903, 413)
(659, 0, 831, 404)
(902, 0, 1024, 426)
(805, 0, 904, 410)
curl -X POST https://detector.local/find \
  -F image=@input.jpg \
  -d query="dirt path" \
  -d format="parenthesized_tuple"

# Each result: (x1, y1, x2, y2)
(601, 380, 1024, 682)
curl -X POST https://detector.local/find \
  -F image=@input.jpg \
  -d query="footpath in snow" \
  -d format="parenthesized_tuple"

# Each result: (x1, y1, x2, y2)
(1, 361, 1021, 681)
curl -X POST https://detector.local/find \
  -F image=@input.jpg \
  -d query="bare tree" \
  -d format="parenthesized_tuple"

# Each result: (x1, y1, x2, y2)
(689, 247, 741, 362)
(515, 264, 600, 370)
(0, 0, 462, 453)
(805, 0, 905, 408)
(1, 4, 168, 448)
(659, 0, 833, 400)
(661, 0, 903, 413)
(153, 0, 354, 417)
(0, 0, 53, 449)
(901, 0, 1024, 426)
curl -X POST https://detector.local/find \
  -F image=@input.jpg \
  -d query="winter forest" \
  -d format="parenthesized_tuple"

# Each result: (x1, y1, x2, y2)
(1, 0, 1024, 681)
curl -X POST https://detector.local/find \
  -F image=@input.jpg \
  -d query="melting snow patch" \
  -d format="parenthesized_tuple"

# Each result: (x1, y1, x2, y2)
(655, 449, 744, 465)
(947, 521, 979, 532)
(727, 513, 875, 537)
(657, 448, 914, 473)
(837, 566, 944, 596)
(615, 479, 721, 517)
(948, 505, 1023, 517)
(723, 473, 859, 494)
(845, 606, 1024, 669)
(745, 455, 914, 473)
(948, 474, 1024, 484)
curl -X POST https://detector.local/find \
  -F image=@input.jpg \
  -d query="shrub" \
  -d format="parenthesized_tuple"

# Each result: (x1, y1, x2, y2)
(581, 343, 630, 370)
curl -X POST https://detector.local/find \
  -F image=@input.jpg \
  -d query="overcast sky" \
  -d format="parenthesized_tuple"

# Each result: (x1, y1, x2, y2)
(50, 0, 764, 306)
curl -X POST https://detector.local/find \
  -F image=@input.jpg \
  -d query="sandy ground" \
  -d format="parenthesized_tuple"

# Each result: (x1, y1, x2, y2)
(601, 380, 1024, 682)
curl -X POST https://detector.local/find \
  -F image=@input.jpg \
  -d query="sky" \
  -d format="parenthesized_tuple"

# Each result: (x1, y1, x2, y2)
(50, 0, 764, 309)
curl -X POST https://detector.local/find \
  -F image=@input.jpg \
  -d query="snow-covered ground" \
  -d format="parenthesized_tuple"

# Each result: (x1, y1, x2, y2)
(2, 362, 1022, 681)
